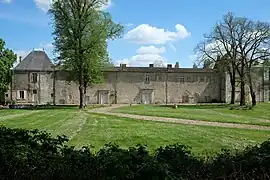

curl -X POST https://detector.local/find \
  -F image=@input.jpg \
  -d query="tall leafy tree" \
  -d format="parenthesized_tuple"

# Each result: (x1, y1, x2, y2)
(49, 0, 124, 109)
(0, 38, 16, 103)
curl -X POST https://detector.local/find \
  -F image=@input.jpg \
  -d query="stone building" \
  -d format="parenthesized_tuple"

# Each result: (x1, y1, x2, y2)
(5, 50, 270, 105)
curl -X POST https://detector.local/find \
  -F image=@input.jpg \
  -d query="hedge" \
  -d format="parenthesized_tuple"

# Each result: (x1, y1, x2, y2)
(0, 126, 270, 180)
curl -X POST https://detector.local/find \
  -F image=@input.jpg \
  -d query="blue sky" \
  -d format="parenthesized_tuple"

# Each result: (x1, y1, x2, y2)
(0, 0, 270, 67)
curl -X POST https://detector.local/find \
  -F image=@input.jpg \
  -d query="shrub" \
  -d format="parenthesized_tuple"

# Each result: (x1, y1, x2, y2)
(1, 126, 270, 179)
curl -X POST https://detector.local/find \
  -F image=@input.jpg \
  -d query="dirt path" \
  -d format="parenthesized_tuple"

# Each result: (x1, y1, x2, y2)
(89, 105, 270, 131)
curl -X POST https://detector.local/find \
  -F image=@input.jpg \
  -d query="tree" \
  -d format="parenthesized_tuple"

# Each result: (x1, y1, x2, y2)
(49, 0, 124, 109)
(0, 38, 17, 104)
(195, 12, 238, 104)
(235, 19, 270, 106)
(263, 59, 270, 66)
(192, 63, 198, 68)
(153, 59, 166, 67)
(195, 12, 270, 106)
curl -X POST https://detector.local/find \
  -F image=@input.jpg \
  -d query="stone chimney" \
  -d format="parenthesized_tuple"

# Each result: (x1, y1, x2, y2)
(175, 62, 179, 68)
(120, 63, 126, 69)
(167, 64, 172, 68)
(149, 64, 154, 67)
(19, 56, 22, 63)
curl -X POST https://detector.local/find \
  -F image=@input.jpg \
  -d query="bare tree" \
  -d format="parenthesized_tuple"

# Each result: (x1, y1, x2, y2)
(235, 20, 270, 106)
(153, 58, 166, 67)
(195, 12, 270, 106)
(195, 12, 238, 104)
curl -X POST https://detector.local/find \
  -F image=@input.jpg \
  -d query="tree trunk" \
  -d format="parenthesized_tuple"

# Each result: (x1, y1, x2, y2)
(250, 87, 256, 106)
(238, 61, 246, 106)
(0, 90, 4, 105)
(247, 71, 256, 106)
(240, 77, 246, 106)
(53, 70, 56, 106)
(79, 84, 84, 109)
(230, 81, 236, 104)
(227, 64, 236, 104)
(229, 69, 236, 104)
(83, 82, 87, 108)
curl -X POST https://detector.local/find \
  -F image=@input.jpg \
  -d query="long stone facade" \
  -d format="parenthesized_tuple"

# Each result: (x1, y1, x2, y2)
(5, 50, 270, 105)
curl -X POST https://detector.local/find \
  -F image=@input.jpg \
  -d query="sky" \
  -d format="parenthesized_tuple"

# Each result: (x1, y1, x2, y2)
(0, 0, 270, 67)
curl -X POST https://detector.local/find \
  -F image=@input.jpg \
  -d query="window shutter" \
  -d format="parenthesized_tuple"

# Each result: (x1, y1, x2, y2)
(17, 91, 20, 99)
(24, 90, 27, 100)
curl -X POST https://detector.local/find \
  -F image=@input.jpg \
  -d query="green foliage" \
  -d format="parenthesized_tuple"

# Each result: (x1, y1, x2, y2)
(1, 126, 270, 179)
(0, 38, 17, 94)
(49, 0, 124, 108)
(263, 59, 270, 66)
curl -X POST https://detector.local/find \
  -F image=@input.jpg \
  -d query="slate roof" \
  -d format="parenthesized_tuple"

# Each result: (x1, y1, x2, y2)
(104, 67, 215, 73)
(14, 50, 215, 73)
(15, 50, 54, 71)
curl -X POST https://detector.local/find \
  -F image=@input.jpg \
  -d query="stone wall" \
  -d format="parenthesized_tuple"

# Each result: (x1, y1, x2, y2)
(9, 68, 238, 105)
(53, 70, 223, 105)
(224, 67, 269, 103)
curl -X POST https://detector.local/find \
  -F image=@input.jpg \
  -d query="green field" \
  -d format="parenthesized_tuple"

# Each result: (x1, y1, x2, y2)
(0, 107, 270, 155)
(112, 103, 270, 126)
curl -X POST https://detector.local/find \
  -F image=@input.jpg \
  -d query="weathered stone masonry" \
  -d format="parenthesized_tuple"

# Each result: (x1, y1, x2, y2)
(6, 50, 270, 105)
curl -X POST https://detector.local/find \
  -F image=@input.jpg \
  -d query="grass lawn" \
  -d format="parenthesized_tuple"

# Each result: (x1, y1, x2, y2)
(0, 107, 270, 155)
(112, 103, 270, 126)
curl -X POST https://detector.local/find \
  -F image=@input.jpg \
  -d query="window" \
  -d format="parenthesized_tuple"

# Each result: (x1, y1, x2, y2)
(187, 76, 192, 82)
(51, 93, 54, 98)
(69, 95, 73, 99)
(179, 76, 184, 83)
(145, 75, 150, 84)
(5, 94, 8, 98)
(199, 76, 205, 82)
(33, 89, 37, 94)
(19, 91, 24, 99)
(206, 76, 212, 82)
(193, 76, 198, 82)
(32, 73, 38, 83)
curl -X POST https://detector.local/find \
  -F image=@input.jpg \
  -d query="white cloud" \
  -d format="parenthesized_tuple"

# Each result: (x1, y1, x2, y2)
(188, 54, 198, 63)
(34, 0, 52, 12)
(168, 42, 177, 52)
(34, 0, 112, 12)
(13, 50, 31, 67)
(100, 0, 112, 10)
(124, 24, 191, 44)
(1, 0, 12, 3)
(40, 42, 54, 49)
(117, 45, 167, 67)
(125, 23, 134, 27)
(118, 54, 167, 67)
(136, 46, 166, 55)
